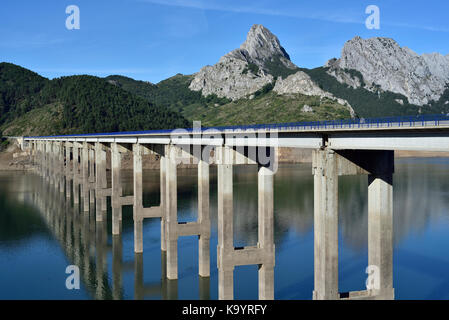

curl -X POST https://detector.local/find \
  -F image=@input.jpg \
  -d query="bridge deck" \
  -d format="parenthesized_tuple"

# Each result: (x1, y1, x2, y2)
(23, 115, 449, 152)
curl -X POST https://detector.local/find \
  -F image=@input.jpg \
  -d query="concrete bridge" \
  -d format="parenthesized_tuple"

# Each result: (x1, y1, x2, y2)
(23, 115, 449, 300)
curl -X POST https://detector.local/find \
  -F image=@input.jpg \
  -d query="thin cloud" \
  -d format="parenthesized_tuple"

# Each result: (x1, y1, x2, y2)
(138, 0, 362, 25)
(0, 35, 66, 49)
(139, 0, 449, 33)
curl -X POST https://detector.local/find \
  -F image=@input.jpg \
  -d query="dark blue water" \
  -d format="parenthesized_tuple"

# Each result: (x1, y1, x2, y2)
(1, 158, 449, 300)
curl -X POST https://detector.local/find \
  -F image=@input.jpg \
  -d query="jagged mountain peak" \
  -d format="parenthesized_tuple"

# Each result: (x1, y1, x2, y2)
(328, 35, 449, 105)
(240, 24, 291, 62)
(223, 24, 296, 71)
(189, 24, 298, 100)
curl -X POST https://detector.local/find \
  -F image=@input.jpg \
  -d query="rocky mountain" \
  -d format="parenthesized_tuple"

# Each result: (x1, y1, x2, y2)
(189, 24, 298, 100)
(189, 24, 353, 117)
(327, 36, 449, 106)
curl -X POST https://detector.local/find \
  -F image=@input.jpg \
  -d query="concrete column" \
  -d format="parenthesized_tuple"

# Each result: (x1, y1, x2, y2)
(111, 142, 122, 235)
(45, 141, 50, 182)
(73, 143, 79, 205)
(166, 145, 178, 280)
(198, 158, 211, 277)
(258, 165, 275, 300)
(368, 172, 394, 299)
(82, 142, 90, 212)
(133, 143, 143, 253)
(89, 147, 95, 204)
(66, 143, 72, 200)
(51, 142, 57, 187)
(313, 149, 339, 300)
(47, 142, 53, 185)
(217, 146, 234, 300)
(160, 155, 167, 251)
(95, 142, 107, 221)
(59, 142, 65, 193)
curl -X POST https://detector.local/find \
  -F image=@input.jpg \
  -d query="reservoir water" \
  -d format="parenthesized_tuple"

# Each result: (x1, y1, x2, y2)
(1, 158, 449, 300)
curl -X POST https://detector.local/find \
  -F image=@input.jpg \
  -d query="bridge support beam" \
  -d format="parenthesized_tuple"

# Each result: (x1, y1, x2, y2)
(73, 142, 80, 205)
(82, 142, 90, 212)
(164, 145, 211, 280)
(368, 172, 394, 300)
(133, 143, 144, 253)
(65, 142, 72, 200)
(89, 146, 95, 205)
(112, 142, 129, 235)
(58, 142, 65, 193)
(132, 143, 166, 252)
(95, 142, 107, 221)
(312, 149, 394, 300)
(216, 145, 275, 300)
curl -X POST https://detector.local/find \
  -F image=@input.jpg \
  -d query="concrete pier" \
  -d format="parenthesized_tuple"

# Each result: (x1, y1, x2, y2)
(164, 145, 211, 280)
(65, 142, 72, 200)
(312, 149, 394, 300)
(95, 142, 107, 221)
(89, 146, 95, 205)
(72, 142, 80, 205)
(133, 143, 144, 253)
(312, 149, 339, 300)
(132, 143, 165, 253)
(368, 170, 394, 299)
(111, 142, 131, 235)
(81, 142, 90, 212)
(216, 146, 275, 300)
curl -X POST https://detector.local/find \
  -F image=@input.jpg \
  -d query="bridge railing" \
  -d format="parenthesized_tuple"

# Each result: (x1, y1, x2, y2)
(194, 114, 449, 133)
(25, 114, 449, 139)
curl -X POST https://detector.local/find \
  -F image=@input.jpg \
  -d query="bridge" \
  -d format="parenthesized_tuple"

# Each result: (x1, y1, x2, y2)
(22, 114, 449, 300)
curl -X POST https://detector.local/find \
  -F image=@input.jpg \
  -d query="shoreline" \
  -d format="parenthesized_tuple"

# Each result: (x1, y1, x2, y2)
(1, 147, 449, 172)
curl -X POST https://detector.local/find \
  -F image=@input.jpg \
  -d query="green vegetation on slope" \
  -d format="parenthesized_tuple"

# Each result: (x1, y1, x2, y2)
(302, 67, 449, 118)
(40, 75, 189, 134)
(263, 54, 299, 79)
(106, 72, 351, 126)
(105, 73, 231, 115)
(0, 63, 190, 136)
(0, 62, 49, 125)
(181, 91, 351, 127)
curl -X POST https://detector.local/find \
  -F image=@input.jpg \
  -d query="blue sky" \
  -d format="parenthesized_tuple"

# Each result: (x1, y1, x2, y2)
(1, 0, 448, 83)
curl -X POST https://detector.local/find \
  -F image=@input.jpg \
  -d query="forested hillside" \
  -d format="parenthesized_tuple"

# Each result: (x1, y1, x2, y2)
(0, 63, 189, 136)
(0, 63, 49, 125)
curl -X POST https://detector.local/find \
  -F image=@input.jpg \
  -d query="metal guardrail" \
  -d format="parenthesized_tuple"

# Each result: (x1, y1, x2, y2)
(25, 114, 449, 139)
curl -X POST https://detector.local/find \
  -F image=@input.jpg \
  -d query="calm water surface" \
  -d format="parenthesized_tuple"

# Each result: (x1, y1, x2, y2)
(1, 158, 449, 300)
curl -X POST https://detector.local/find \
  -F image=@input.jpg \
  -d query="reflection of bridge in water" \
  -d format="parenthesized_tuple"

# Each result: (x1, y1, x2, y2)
(23, 116, 449, 300)
(24, 177, 202, 300)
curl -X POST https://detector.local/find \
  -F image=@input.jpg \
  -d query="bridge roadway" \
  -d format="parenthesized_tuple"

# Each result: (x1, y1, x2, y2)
(21, 115, 449, 300)
(23, 116, 449, 152)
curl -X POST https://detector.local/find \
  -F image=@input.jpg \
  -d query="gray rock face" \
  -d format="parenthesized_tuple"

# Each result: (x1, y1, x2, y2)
(189, 24, 295, 100)
(226, 24, 296, 70)
(274, 71, 331, 97)
(273, 71, 355, 117)
(329, 36, 449, 105)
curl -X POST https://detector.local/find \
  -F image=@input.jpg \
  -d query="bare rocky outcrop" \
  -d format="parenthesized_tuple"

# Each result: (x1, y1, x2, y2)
(189, 24, 296, 100)
(328, 36, 449, 105)
(273, 71, 355, 117)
